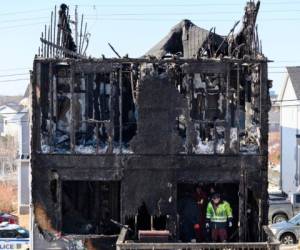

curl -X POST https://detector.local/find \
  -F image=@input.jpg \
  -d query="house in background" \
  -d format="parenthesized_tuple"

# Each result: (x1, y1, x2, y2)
(0, 102, 24, 137)
(0, 115, 3, 134)
(0, 103, 20, 114)
(279, 66, 300, 193)
(0, 91, 30, 214)
(0, 103, 21, 180)
(15, 108, 30, 214)
(269, 91, 280, 133)
(268, 90, 281, 190)
(16, 92, 30, 214)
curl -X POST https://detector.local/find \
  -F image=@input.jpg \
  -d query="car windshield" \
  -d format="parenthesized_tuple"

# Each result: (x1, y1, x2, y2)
(289, 213, 300, 224)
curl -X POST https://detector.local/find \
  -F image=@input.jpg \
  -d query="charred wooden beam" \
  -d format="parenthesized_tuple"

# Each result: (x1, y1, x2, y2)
(48, 62, 54, 152)
(236, 65, 240, 151)
(40, 38, 85, 59)
(70, 64, 75, 153)
(119, 67, 123, 154)
(225, 65, 231, 153)
(107, 72, 115, 154)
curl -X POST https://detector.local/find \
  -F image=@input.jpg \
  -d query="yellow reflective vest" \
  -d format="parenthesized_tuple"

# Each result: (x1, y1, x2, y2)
(206, 201, 233, 223)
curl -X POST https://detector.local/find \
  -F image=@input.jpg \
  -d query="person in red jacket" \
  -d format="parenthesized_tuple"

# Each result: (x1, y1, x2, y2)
(194, 185, 207, 241)
(179, 191, 200, 242)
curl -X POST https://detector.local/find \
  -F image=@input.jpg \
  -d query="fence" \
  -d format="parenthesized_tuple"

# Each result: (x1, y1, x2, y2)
(116, 226, 280, 250)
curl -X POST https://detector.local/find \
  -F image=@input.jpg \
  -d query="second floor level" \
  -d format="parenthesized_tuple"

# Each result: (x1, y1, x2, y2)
(31, 58, 270, 156)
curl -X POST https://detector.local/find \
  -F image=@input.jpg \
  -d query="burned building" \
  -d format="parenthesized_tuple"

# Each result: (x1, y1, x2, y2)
(31, 1, 273, 249)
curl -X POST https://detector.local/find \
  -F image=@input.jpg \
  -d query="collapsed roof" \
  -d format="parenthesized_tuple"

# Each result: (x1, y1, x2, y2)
(145, 1, 262, 60)
(144, 19, 225, 59)
(38, 1, 262, 61)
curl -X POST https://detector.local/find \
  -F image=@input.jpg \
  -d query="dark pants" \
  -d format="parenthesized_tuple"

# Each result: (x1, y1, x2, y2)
(211, 228, 228, 242)
(181, 221, 196, 242)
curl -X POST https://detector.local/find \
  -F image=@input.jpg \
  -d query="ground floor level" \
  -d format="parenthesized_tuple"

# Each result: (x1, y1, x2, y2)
(32, 154, 268, 249)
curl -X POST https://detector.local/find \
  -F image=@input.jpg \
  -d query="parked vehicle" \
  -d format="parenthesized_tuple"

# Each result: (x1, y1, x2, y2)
(269, 191, 300, 223)
(0, 213, 18, 224)
(269, 212, 300, 245)
(0, 222, 29, 250)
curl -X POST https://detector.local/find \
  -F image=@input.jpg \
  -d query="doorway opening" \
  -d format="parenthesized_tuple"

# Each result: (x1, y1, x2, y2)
(61, 180, 120, 235)
(125, 202, 168, 239)
(177, 183, 239, 242)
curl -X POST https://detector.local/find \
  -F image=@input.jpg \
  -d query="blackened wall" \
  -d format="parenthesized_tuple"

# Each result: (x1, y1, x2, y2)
(31, 58, 269, 248)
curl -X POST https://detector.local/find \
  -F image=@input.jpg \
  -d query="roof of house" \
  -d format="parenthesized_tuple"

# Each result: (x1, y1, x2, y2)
(287, 66, 300, 99)
(144, 19, 225, 59)
(0, 104, 27, 122)
(23, 84, 30, 98)
(10, 108, 28, 121)
(0, 102, 24, 112)
(0, 105, 18, 115)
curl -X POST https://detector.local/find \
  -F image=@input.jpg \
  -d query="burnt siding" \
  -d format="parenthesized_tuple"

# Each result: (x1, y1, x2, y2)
(131, 76, 186, 154)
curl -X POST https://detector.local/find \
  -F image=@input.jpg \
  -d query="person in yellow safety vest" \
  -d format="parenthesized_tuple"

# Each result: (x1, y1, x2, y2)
(206, 193, 233, 242)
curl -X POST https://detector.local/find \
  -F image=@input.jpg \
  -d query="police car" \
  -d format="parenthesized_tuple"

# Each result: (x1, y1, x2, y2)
(0, 213, 18, 225)
(0, 222, 29, 250)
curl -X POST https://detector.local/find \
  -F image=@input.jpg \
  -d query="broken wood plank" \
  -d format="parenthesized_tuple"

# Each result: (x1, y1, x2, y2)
(48, 62, 53, 153)
(40, 38, 85, 59)
(107, 72, 115, 154)
(70, 64, 76, 153)
(225, 65, 231, 153)
(119, 67, 123, 154)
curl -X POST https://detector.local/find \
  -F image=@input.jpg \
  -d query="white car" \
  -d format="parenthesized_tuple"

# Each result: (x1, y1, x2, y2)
(269, 213, 300, 245)
(0, 222, 29, 250)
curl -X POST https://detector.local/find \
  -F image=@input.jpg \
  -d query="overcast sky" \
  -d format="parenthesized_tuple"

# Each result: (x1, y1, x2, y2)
(0, 0, 299, 96)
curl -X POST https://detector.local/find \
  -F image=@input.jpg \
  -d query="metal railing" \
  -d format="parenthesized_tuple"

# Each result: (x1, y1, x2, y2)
(116, 227, 280, 250)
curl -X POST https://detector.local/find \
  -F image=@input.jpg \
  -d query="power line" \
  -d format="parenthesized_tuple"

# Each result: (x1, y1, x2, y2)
(84, 9, 300, 17)
(0, 103, 26, 107)
(0, 1, 298, 17)
(0, 78, 29, 83)
(0, 22, 46, 31)
(76, 2, 300, 8)
(0, 8, 49, 16)
(0, 73, 29, 78)
(0, 68, 31, 72)
(0, 11, 298, 31)
(0, 4, 298, 22)
(0, 16, 48, 24)
(84, 17, 300, 22)
(0, 121, 29, 124)
(0, 10, 298, 24)
(0, 12, 298, 25)
(0, 112, 28, 115)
